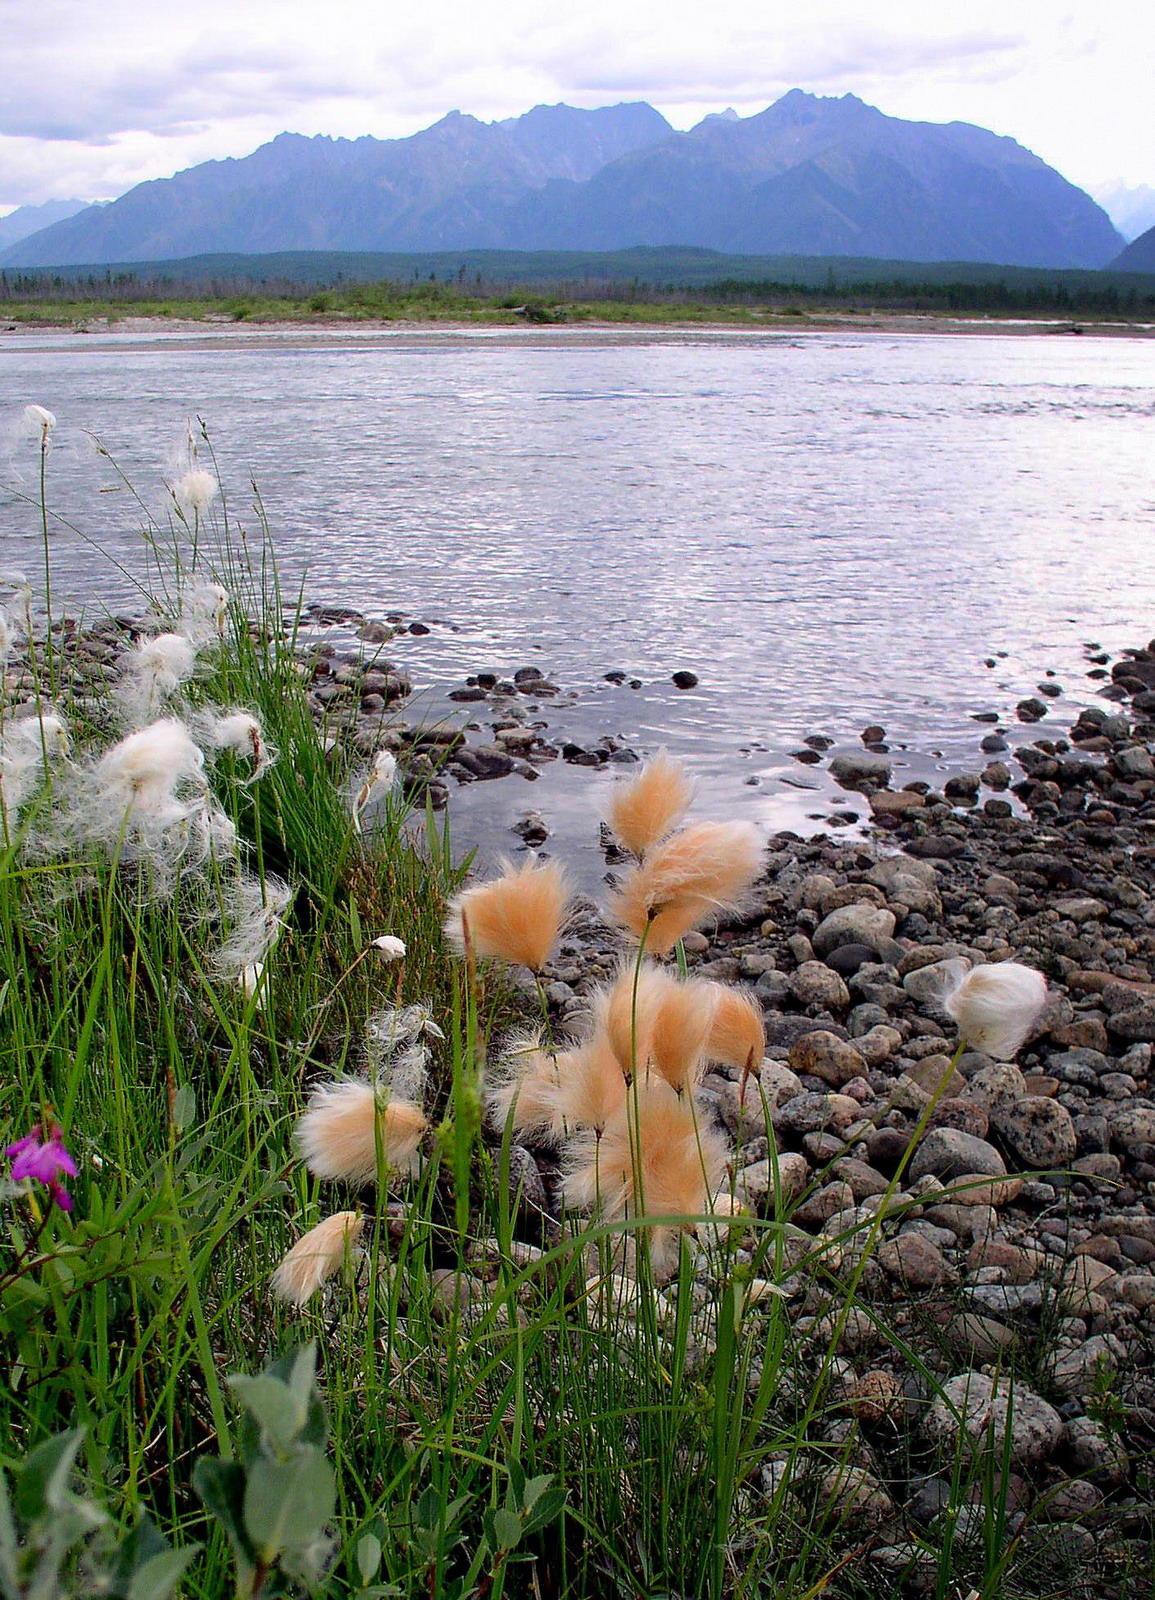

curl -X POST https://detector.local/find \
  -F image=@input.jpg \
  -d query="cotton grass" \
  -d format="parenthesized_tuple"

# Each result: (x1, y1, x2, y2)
(271, 1211, 366, 1307)
(445, 855, 571, 971)
(296, 1080, 427, 1186)
(607, 819, 763, 955)
(940, 960, 1048, 1059)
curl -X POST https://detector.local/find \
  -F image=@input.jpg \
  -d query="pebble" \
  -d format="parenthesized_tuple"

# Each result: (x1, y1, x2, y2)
(878, 1233, 950, 1289)
(787, 1030, 866, 1087)
(811, 903, 898, 959)
(789, 961, 850, 1010)
(993, 1097, 1078, 1169)
(909, 1129, 1008, 1184)
(924, 1371, 1062, 1467)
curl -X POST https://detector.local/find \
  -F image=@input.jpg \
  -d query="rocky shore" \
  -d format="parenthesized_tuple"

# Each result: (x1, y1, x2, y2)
(7, 600, 1155, 1587)
(508, 636, 1154, 1586)
(290, 609, 1155, 1583)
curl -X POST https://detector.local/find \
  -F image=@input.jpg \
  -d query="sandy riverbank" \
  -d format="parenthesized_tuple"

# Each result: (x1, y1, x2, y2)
(3, 309, 1155, 348)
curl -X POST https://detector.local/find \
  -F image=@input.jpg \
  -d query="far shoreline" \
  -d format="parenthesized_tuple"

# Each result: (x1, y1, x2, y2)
(4, 308, 1155, 348)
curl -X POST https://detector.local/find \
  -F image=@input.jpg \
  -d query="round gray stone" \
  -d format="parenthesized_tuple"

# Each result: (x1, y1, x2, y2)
(924, 1371, 1063, 1467)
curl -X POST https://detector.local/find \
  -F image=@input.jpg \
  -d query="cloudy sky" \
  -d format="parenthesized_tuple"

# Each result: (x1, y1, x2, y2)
(2, 0, 1153, 212)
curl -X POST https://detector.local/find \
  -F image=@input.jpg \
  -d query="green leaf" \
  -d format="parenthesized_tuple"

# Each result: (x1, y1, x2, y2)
(227, 1374, 304, 1455)
(171, 1084, 196, 1131)
(520, 1474, 555, 1513)
(16, 1431, 87, 1522)
(243, 1451, 336, 1556)
(521, 1488, 566, 1538)
(192, 1458, 256, 1564)
(109, 1513, 168, 1594)
(126, 1546, 201, 1600)
(490, 1507, 523, 1553)
(285, 1345, 318, 1426)
(357, 1533, 382, 1586)
(505, 1460, 526, 1505)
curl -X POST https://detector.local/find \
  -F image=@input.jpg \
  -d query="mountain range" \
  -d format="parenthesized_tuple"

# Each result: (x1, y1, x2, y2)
(1, 92, 1125, 271)
(0, 198, 89, 251)
(1114, 224, 1155, 272)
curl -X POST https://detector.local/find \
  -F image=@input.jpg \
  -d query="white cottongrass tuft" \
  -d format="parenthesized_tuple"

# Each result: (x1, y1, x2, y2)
(0, 609, 17, 672)
(173, 467, 219, 515)
(119, 632, 199, 723)
(23, 405, 56, 437)
(271, 1210, 365, 1307)
(204, 710, 276, 781)
(940, 960, 1048, 1060)
(364, 1002, 441, 1103)
(77, 717, 208, 861)
(0, 711, 70, 824)
(351, 749, 398, 834)
(372, 935, 406, 961)
(212, 874, 293, 983)
(178, 582, 231, 643)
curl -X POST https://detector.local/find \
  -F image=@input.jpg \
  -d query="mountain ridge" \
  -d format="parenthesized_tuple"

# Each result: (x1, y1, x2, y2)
(2, 93, 1122, 270)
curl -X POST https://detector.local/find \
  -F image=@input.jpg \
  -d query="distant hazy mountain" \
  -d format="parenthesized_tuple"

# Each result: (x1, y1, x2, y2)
(0, 198, 90, 250)
(1112, 225, 1155, 272)
(1092, 181, 1155, 242)
(1, 103, 671, 266)
(502, 92, 1121, 267)
(2, 92, 1122, 270)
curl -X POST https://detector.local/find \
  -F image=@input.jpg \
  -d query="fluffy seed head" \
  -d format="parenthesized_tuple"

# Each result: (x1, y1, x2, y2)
(607, 752, 694, 858)
(207, 711, 275, 779)
(372, 935, 407, 961)
(86, 718, 206, 844)
(445, 855, 571, 971)
(351, 749, 398, 833)
(597, 963, 716, 1093)
(296, 1080, 427, 1184)
(1, 712, 69, 825)
(564, 1076, 728, 1278)
(179, 582, 230, 641)
(704, 984, 766, 1073)
(23, 404, 56, 436)
(607, 820, 763, 955)
(174, 467, 219, 514)
(121, 633, 198, 721)
(941, 961, 1048, 1059)
(485, 1035, 564, 1143)
(271, 1211, 365, 1307)
(213, 874, 293, 979)
(553, 1036, 628, 1136)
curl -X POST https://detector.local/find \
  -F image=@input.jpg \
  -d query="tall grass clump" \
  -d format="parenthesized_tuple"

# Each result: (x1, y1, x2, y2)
(1, 411, 1098, 1600)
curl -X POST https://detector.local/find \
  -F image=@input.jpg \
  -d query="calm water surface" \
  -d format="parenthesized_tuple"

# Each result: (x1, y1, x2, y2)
(3, 324, 1154, 867)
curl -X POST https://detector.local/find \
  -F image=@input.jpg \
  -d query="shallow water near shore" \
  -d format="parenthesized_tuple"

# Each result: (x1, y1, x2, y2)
(3, 323, 1155, 873)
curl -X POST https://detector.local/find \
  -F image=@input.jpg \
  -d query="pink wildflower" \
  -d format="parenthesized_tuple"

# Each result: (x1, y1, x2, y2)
(6, 1124, 77, 1212)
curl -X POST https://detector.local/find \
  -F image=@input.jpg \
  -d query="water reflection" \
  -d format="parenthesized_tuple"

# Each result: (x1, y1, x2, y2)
(2, 324, 1154, 865)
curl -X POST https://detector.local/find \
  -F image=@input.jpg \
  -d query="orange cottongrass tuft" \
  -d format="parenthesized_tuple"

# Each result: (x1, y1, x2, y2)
(597, 964, 716, 1093)
(296, 1080, 427, 1185)
(553, 1035, 629, 1136)
(607, 820, 763, 955)
(271, 1210, 365, 1307)
(486, 1038, 564, 1144)
(704, 984, 766, 1074)
(564, 1076, 728, 1278)
(445, 856, 571, 972)
(607, 752, 694, 858)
